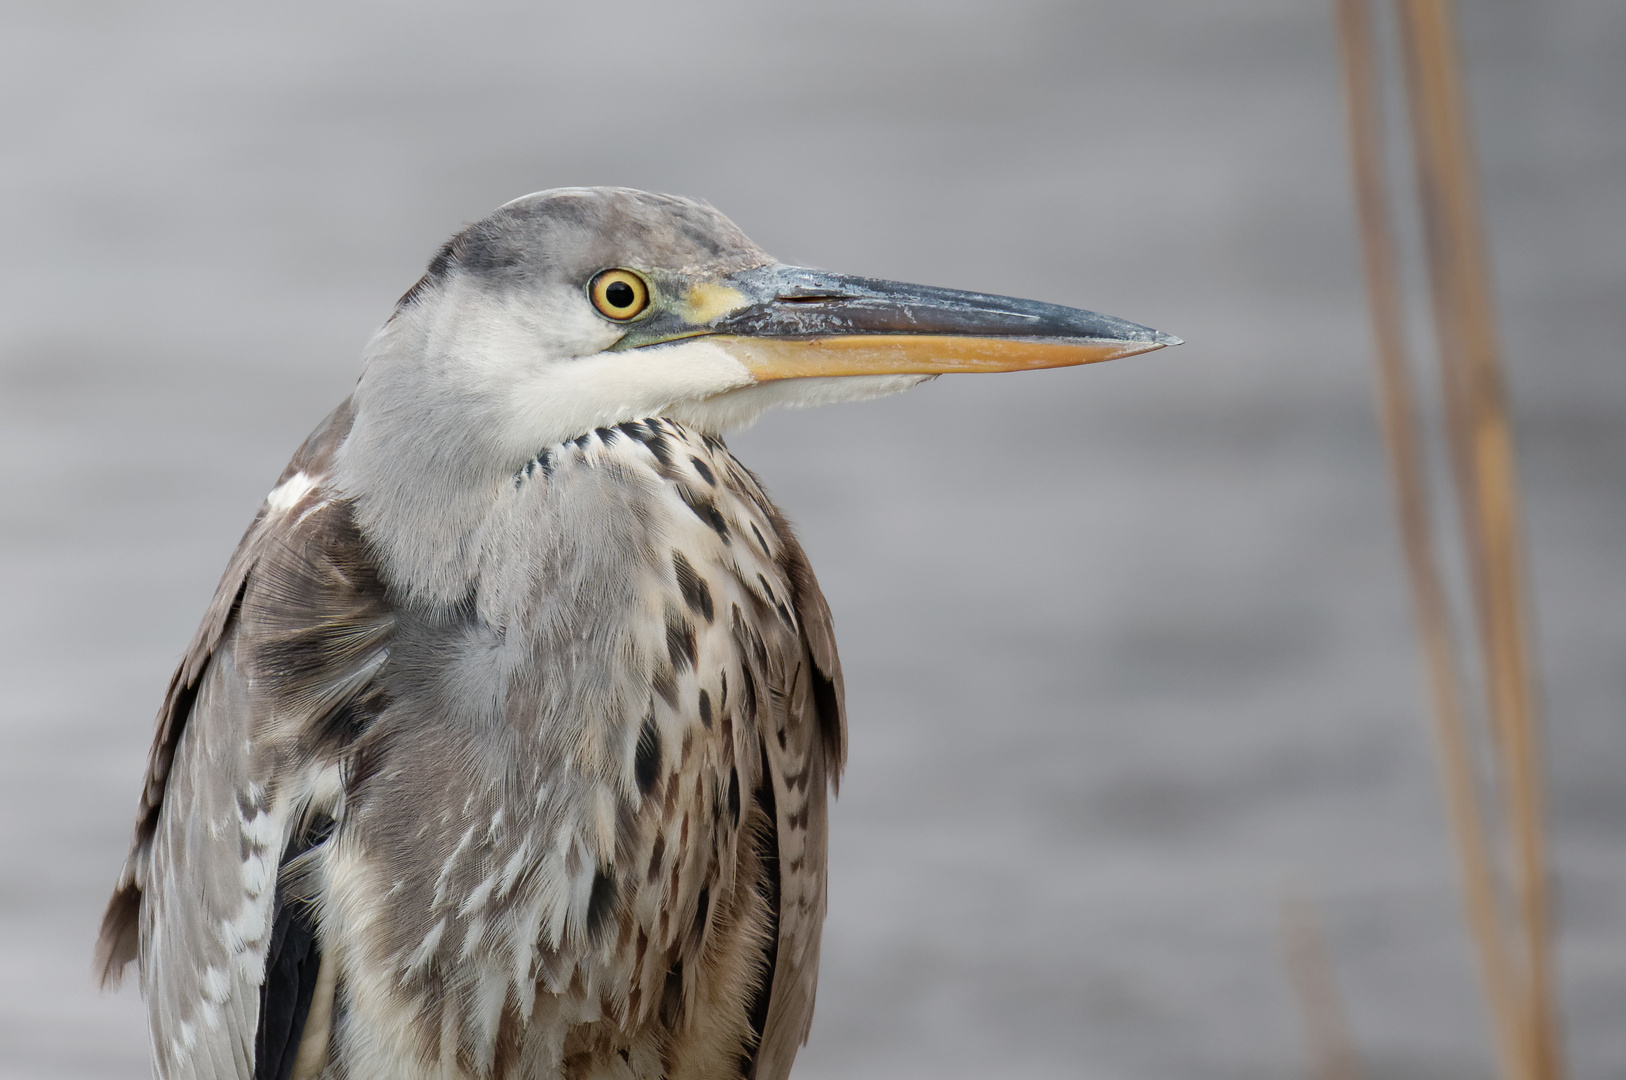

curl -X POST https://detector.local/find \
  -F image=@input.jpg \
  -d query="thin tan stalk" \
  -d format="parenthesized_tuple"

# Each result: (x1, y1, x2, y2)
(1281, 893, 1364, 1080)
(1332, 1, 1531, 1078)
(1393, 3, 1562, 1078)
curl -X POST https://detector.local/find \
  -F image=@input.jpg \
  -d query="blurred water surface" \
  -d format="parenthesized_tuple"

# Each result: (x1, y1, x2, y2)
(1, 2, 1622, 1078)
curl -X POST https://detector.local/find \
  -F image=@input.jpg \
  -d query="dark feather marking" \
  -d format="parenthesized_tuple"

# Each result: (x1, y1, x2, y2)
(134, 670, 204, 849)
(652, 665, 679, 710)
(752, 574, 796, 630)
(730, 572, 774, 628)
(672, 551, 714, 624)
(254, 908, 320, 1080)
(809, 664, 842, 783)
(665, 612, 696, 671)
(660, 960, 685, 1027)
(254, 811, 335, 1080)
(664, 768, 680, 817)
(727, 767, 740, 828)
(236, 788, 265, 820)
(635, 715, 661, 796)
(749, 521, 771, 558)
(312, 685, 388, 754)
(587, 867, 618, 941)
(426, 237, 456, 277)
(677, 485, 731, 544)
(689, 456, 716, 486)
(647, 835, 666, 885)
(644, 429, 675, 468)
(227, 573, 251, 626)
(698, 689, 713, 730)
(344, 736, 390, 803)
(770, 508, 849, 778)
(739, 663, 759, 725)
(692, 887, 710, 947)
(742, 738, 781, 1075)
(516, 449, 553, 486)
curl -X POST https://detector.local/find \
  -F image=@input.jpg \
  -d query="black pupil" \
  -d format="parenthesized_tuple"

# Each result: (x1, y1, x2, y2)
(605, 280, 636, 309)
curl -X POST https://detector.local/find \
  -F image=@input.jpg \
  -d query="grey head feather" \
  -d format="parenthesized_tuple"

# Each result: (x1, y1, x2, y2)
(457, 188, 768, 289)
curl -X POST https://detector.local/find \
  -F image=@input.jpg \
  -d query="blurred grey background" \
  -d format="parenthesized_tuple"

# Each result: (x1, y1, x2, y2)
(1, 2, 1621, 1078)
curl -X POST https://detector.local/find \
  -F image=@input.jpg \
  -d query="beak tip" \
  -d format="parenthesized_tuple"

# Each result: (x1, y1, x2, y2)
(1153, 330, 1184, 347)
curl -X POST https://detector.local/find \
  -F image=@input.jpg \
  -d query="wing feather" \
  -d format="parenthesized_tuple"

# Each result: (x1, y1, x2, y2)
(723, 463, 847, 1080)
(97, 400, 387, 1080)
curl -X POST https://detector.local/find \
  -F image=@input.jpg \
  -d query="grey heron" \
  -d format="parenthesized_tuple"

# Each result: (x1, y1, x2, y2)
(97, 187, 1177, 1080)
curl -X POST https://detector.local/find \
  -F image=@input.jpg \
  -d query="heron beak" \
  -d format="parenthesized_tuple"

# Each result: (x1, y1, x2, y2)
(653, 263, 1180, 380)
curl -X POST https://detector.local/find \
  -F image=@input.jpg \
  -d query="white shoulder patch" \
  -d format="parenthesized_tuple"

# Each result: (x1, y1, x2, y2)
(266, 471, 317, 513)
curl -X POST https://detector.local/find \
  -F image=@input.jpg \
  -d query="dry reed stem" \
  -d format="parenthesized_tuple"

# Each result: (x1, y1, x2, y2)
(1393, 3, 1562, 1077)
(1333, 2, 1528, 1076)
(1281, 893, 1364, 1080)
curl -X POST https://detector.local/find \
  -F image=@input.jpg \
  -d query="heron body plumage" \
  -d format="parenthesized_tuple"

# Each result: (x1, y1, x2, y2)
(99, 188, 1175, 1079)
(105, 400, 840, 1079)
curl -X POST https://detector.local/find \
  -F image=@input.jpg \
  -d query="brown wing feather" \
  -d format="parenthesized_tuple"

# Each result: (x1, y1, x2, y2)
(96, 399, 357, 984)
(721, 463, 847, 1080)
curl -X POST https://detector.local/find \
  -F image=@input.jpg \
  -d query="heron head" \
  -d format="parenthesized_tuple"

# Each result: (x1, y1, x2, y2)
(335, 187, 1177, 600)
(349, 187, 1178, 466)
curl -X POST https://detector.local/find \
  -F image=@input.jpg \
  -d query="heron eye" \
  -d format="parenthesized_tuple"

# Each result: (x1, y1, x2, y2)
(589, 269, 650, 321)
